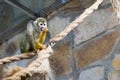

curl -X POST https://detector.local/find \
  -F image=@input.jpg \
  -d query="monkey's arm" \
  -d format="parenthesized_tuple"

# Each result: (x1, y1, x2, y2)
(35, 27, 48, 49)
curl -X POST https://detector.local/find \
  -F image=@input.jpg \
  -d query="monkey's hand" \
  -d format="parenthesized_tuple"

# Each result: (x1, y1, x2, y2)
(35, 39, 47, 50)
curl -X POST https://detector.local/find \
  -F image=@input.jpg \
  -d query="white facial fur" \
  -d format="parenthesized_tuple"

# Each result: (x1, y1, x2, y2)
(38, 22, 47, 29)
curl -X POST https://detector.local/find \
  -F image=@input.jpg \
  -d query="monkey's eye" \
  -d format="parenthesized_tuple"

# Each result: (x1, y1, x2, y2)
(38, 22, 43, 26)
(44, 24, 46, 26)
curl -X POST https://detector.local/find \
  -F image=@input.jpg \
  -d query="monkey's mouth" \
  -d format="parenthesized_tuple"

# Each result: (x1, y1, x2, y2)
(41, 27, 48, 32)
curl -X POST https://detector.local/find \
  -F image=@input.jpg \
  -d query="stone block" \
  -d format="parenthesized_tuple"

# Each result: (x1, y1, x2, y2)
(74, 27, 120, 68)
(112, 54, 120, 69)
(108, 70, 120, 80)
(79, 66, 104, 80)
(49, 42, 72, 76)
(74, 5, 119, 45)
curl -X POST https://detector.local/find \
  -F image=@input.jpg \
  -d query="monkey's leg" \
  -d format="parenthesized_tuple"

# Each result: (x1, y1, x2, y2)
(20, 35, 30, 53)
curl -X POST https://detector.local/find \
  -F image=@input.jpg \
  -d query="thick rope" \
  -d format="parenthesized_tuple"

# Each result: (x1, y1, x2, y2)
(0, 0, 103, 65)
(0, 52, 36, 64)
(3, 46, 53, 80)
(110, 0, 120, 19)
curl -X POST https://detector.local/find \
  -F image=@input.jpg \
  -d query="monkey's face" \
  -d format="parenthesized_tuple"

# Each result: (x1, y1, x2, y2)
(34, 17, 48, 32)
(38, 22, 48, 32)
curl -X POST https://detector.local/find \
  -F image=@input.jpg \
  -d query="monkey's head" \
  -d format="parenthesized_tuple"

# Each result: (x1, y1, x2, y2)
(34, 17, 48, 32)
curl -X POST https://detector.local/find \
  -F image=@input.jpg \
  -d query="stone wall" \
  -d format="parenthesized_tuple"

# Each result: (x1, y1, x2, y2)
(0, 0, 120, 80)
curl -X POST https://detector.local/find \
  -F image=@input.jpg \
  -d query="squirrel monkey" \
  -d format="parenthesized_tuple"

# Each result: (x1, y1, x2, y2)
(20, 17, 49, 53)
(34, 17, 48, 50)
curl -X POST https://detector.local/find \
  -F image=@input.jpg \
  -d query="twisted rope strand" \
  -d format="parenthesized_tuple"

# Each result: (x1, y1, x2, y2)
(3, 68, 47, 80)
(110, 0, 120, 19)
(0, 53, 36, 64)
(3, 46, 53, 80)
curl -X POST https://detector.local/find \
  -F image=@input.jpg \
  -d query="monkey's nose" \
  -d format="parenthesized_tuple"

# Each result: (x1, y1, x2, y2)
(41, 27, 44, 31)
(41, 27, 48, 32)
